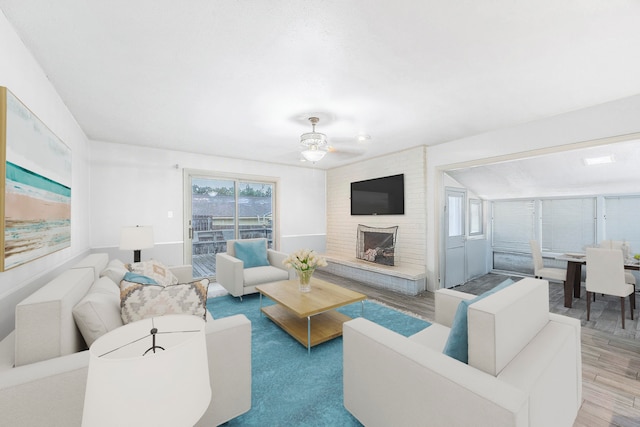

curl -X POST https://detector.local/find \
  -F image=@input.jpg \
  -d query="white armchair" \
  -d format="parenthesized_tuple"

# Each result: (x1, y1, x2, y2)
(216, 238, 294, 299)
(343, 278, 582, 427)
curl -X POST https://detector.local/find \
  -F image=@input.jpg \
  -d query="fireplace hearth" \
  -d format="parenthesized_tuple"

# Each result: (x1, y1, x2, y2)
(356, 225, 398, 266)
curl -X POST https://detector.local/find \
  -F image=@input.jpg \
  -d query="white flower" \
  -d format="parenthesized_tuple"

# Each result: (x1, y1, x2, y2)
(283, 249, 327, 272)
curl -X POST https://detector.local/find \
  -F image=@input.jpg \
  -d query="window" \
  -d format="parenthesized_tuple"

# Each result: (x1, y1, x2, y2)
(185, 171, 277, 278)
(541, 198, 596, 253)
(447, 193, 464, 237)
(469, 199, 483, 236)
(492, 200, 535, 252)
(492, 197, 597, 254)
(604, 196, 640, 254)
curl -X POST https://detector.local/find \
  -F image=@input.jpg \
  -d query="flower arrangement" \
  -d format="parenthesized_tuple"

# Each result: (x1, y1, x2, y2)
(283, 248, 328, 272)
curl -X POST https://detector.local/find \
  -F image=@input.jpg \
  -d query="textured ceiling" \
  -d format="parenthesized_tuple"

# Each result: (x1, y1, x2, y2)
(1, 1, 640, 171)
(447, 138, 640, 199)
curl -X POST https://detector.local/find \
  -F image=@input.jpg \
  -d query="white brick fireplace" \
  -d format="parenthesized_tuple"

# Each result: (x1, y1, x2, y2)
(323, 147, 427, 295)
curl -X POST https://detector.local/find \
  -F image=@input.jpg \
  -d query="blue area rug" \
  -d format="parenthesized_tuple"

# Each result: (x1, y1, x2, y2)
(206, 293, 430, 426)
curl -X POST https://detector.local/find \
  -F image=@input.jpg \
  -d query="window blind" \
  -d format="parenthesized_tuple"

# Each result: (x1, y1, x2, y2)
(541, 198, 596, 253)
(604, 196, 640, 255)
(492, 200, 535, 252)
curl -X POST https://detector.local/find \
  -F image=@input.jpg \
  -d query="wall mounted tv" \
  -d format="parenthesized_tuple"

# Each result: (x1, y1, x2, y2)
(350, 174, 405, 215)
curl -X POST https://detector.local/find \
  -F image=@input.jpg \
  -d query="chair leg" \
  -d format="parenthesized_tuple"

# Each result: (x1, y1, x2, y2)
(620, 297, 625, 329)
(630, 294, 635, 321)
(586, 291, 591, 321)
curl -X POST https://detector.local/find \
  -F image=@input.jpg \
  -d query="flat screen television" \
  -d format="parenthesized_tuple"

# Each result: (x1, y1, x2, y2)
(350, 174, 404, 215)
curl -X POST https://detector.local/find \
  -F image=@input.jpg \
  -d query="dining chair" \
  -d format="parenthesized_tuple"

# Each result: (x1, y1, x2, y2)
(586, 247, 634, 329)
(529, 240, 567, 283)
(599, 240, 636, 309)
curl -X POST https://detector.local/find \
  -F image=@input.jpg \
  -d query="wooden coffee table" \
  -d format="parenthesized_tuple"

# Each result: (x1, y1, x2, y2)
(256, 278, 367, 353)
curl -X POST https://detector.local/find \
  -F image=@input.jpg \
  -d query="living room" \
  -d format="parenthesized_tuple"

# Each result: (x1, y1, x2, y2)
(1, 2, 640, 426)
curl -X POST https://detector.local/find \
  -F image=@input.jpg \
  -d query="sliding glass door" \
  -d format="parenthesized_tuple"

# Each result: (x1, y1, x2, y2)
(184, 171, 275, 279)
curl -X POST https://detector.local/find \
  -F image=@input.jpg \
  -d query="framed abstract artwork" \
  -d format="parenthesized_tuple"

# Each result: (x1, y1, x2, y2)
(0, 87, 71, 271)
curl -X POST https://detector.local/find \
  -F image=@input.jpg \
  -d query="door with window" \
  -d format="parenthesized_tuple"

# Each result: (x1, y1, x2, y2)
(184, 171, 274, 279)
(444, 188, 466, 288)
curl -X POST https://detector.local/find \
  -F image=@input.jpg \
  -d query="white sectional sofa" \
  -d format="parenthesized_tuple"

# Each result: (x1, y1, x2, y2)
(343, 277, 582, 427)
(0, 253, 251, 427)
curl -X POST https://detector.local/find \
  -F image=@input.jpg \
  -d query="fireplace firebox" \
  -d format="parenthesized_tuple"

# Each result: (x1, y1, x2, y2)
(356, 225, 398, 266)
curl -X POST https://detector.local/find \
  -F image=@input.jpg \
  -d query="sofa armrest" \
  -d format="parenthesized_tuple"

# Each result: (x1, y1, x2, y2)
(169, 264, 193, 283)
(215, 253, 245, 297)
(549, 313, 582, 404)
(434, 288, 475, 327)
(343, 318, 528, 427)
(198, 314, 251, 427)
(267, 249, 295, 279)
(0, 351, 89, 427)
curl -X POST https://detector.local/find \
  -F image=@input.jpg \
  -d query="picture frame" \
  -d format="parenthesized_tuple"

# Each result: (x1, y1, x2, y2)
(0, 87, 72, 271)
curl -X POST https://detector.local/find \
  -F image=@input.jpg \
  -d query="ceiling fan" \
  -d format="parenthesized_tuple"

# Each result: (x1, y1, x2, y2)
(298, 116, 370, 163)
(299, 117, 328, 162)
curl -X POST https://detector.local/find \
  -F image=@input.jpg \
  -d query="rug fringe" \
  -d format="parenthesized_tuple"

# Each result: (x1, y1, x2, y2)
(367, 299, 432, 322)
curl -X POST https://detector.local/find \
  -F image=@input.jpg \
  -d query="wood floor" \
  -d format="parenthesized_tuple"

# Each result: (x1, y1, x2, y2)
(314, 270, 640, 427)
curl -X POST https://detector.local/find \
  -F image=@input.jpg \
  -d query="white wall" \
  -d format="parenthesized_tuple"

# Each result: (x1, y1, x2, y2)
(0, 12, 92, 337)
(90, 140, 326, 265)
(326, 146, 426, 271)
(426, 94, 640, 290)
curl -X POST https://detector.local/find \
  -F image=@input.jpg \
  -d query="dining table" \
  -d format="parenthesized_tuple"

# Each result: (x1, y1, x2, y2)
(555, 252, 640, 308)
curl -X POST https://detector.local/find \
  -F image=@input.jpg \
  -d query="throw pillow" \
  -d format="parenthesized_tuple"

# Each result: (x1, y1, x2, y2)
(443, 278, 514, 363)
(99, 259, 129, 285)
(129, 259, 178, 287)
(234, 239, 270, 268)
(122, 271, 158, 285)
(120, 278, 210, 324)
(73, 277, 124, 347)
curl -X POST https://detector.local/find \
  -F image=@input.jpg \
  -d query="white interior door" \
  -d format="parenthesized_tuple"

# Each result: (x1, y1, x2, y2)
(444, 188, 467, 288)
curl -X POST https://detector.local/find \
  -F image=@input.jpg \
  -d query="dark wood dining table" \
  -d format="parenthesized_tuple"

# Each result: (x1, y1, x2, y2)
(555, 253, 640, 308)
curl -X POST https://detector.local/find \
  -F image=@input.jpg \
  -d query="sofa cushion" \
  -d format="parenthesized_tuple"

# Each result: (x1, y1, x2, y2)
(243, 266, 289, 287)
(409, 323, 450, 352)
(129, 259, 178, 287)
(234, 239, 269, 269)
(443, 278, 514, 363)
(99, 259, 129, 284)
(120, 279, 210, 324)
(72, 277, 123, 347)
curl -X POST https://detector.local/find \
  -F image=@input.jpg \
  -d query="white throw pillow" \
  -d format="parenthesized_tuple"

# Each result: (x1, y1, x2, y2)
(72, 277, 124, 347)
(99, 259, 129, 285)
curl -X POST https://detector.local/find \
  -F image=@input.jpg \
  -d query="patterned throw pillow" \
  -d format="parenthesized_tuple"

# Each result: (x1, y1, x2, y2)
(120, 278, 210, 324)
(129, 259, 178, 287)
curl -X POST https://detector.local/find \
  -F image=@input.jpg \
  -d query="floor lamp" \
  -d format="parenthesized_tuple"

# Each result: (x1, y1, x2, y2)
(120, 225, 154, 262)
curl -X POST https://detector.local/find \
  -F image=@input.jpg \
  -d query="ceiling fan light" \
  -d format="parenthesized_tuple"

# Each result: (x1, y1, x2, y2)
(300, 131, 327, 146)
(301, 146, 327, 162)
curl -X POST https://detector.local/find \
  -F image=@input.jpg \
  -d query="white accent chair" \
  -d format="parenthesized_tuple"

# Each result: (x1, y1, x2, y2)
(215, 238, 294, 299)
(343, 278, 582, 427)
(586, 247, 635, 329)
(530, 240, 567, 284)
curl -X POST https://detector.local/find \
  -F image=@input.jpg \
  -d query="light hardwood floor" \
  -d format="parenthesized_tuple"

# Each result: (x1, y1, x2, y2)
(314, 270, 640, 427)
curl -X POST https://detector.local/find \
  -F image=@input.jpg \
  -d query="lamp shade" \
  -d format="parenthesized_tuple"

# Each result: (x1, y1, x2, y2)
(119, 225, 154, 250)
(82, 315, 211, 427)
